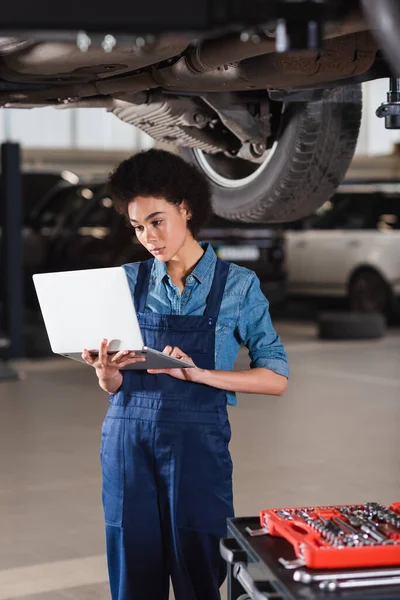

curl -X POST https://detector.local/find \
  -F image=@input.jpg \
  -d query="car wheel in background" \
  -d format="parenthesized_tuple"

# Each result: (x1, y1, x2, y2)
(349, 269, 390, 316)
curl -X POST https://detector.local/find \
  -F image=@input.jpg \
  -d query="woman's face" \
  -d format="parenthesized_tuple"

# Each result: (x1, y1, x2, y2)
(128, 196, 192, 262)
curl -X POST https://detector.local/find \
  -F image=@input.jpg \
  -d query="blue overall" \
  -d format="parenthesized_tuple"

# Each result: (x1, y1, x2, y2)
(101, 258, 234, 600)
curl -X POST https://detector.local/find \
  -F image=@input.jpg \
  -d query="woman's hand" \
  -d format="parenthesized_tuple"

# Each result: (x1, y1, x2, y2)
(147, 345, 204, 382)
(82, 338, 146, 382)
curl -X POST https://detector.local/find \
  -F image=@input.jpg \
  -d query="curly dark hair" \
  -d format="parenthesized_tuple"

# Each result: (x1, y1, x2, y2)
(107, 148, 213, 238)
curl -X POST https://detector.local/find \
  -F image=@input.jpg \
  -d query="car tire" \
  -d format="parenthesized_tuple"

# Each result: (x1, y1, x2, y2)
(181, 84, 362, 223)
(318, 311, 386, 340)
(349, 269, 390, 316)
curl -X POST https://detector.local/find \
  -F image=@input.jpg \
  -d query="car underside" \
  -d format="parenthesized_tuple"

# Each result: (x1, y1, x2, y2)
(0, 0, 398, 223)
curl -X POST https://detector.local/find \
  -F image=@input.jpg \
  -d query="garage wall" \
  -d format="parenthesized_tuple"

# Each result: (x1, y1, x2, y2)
(355, 78, 400, 156)
(0, 106, 154, 151)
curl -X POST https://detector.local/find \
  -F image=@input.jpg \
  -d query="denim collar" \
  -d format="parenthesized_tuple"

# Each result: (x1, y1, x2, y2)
(152, 242, 217, 285)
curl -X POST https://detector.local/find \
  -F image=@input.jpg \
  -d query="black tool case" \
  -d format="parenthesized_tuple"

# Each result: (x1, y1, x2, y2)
(221, 517, 400, 600)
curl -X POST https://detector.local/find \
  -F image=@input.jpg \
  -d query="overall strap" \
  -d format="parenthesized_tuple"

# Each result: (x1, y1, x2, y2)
(204, 259, 230, 319)
(134, 257, 230, 319)
(134, 259, 154, 313)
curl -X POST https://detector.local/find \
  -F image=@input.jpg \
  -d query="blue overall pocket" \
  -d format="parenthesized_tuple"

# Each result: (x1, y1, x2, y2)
(100, 415, 125, 527)
(175, 423, 234, 534)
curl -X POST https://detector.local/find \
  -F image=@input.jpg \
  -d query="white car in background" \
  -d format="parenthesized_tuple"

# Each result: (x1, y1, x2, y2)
(286, 184, 400, 319)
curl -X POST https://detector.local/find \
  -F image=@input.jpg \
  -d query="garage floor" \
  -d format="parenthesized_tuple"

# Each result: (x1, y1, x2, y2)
(0, 320, 399, 600)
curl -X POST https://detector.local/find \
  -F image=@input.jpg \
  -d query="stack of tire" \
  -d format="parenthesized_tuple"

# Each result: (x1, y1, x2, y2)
(317, 312, 386, 341)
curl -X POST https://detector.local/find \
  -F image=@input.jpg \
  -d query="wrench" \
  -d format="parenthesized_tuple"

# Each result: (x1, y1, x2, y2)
(331, 517, 363, 545)
(320, 575, 400, 592)
(360, 521, 395, 544)
(294, 567, 400, 585)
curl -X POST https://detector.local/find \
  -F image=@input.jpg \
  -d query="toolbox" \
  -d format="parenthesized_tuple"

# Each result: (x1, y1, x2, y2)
(221, 509, 400, 600)
(259, 502, 400, 570)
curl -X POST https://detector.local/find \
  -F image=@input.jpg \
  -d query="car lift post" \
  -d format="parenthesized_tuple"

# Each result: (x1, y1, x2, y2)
(0, 142, 24, 380)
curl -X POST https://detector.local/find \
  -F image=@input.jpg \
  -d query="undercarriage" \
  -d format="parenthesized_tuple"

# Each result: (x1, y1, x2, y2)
(0, 0, 397, 222)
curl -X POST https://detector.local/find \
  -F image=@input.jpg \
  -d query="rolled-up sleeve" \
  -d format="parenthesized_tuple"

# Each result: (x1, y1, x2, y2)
(236, 272, 289, 378)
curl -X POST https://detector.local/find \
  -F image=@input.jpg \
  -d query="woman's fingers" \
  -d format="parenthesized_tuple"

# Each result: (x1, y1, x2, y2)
(171, 346, 190, 361)
(82, 349, 94, 365)
(98, 338, 108, 365)
(87, 342, 193, 371)
(110, 350, 130, 363)
(110, 351, 141, 365)
(118, 356, 146, 368)
(161, 345, 194, 368)
(82, 342, 145, 370)
(163, 345, 187, 359)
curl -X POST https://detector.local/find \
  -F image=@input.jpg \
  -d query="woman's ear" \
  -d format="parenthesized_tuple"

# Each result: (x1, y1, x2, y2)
(180, 201, 192, 221)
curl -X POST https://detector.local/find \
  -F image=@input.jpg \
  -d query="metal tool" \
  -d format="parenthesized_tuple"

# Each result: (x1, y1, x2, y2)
(320, 575, 400, 592)
(245, 527, 268, 537)
(278, 557, 305, 570)
(368, 504, 400, 530)
(319, 517, 344, 537)
(337, 509, 371, 539)
(344, 512, 367, 529)
(294, 566, 400, 585)
(339, 509, 397, 545)
(360, 521, 393, 545)
(331, 517, 363, 546)
(318, 516, 349, 547)
(296, 511, 345, 548)
(362, 503, 400, 527)
(297, 510, 313, 524)
(275, 510, 293, 521)
(234, 563, 282, 600)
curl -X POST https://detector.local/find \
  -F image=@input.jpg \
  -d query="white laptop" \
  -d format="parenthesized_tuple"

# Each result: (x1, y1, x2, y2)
(32, 267, 193, 370)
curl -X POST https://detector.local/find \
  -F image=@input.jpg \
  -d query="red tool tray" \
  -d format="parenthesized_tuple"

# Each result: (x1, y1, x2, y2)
(260, 502, 400, 569)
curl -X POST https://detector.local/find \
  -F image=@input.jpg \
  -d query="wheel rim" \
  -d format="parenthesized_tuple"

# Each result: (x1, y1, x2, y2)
(351, 272, 388, 313)
(192, 143, 278, 189)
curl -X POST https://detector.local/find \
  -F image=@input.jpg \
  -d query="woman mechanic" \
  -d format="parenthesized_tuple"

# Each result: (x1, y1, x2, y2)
(82, 149, 289, 600)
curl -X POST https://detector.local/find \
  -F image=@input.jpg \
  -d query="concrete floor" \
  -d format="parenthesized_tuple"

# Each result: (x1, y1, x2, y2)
(0, 320, 400, 599)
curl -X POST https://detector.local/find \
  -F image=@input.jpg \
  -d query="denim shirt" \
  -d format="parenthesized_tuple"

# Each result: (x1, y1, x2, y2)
(123, 243, 289, 406)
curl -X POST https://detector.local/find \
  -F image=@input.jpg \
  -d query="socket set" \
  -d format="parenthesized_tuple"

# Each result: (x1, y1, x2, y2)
(259, 502, 400, 569)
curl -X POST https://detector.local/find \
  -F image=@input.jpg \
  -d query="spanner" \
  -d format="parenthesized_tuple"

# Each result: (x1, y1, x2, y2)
(294, 567, 400, 585)
(320, 575, 400, 592)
